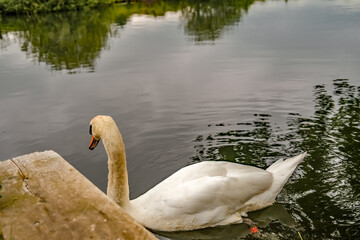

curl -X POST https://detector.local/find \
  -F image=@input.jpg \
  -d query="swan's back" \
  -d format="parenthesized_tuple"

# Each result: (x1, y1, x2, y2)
(129, 161, 273, 231)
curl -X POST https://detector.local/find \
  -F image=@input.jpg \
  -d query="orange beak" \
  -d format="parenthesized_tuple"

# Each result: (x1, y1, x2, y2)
(89, 136, 100, 150)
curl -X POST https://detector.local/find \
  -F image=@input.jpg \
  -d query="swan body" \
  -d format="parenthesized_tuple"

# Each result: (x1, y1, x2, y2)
(89, 115, 306, 231)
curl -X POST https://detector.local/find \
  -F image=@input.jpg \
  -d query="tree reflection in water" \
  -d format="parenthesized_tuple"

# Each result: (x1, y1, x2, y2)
(180, 0, 255, 43)
(191, 79, 360, 239)
(0, 0, 258, 71)
(0, 8, 120, 71)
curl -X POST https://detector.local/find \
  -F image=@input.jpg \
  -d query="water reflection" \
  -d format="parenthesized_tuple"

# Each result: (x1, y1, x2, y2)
(156, 203, 297, 240)
(192, 113, 281, 168)
(180, 0, 255, 43)
(0, 9, 120, 71)
(190, 79, 360, 239)
(0, 0, 258, 71)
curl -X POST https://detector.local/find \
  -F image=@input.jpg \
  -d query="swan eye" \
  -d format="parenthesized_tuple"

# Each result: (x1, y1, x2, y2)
(89, 124, 93, 135)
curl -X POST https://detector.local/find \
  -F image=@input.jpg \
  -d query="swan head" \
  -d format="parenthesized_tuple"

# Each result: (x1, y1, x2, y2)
(88, 115, 116, 150)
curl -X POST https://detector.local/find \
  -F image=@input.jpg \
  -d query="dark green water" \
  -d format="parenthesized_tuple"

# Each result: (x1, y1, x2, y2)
(1, 0, 360, 239)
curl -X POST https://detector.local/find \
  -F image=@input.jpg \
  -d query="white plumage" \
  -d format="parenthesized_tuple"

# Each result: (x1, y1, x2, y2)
(89, 115, 306, 231)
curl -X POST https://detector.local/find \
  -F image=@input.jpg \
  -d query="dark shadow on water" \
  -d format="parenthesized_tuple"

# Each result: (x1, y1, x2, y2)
(192, 113, 282, 168)
(183, 79, 360, 239)
(154, 203, 297, 240)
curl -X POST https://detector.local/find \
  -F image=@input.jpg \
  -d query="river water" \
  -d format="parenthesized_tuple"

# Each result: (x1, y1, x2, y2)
(1, 0, 359, 239)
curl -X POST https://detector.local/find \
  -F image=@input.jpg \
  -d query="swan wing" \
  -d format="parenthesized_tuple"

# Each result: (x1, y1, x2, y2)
(164, 162, 272, 212)
(131, 161, 273, 230)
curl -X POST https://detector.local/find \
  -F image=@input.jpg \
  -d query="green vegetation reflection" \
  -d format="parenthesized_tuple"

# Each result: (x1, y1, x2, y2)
(180, 0, 256, 42)
(0, 0, 120, 14)
(1, 7, 124, 71)
(192, 79, 360, 239)
(0, 0, 259, 71)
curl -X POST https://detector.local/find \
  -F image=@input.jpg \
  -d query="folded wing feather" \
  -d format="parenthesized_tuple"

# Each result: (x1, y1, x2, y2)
(132, 161, 273, 230)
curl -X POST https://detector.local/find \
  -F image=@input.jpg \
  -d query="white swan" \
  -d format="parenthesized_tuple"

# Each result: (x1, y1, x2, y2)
(88, 115, 306, 232)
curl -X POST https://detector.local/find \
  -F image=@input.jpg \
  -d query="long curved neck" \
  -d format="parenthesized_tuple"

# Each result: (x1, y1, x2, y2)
(102, 128, 130, 209)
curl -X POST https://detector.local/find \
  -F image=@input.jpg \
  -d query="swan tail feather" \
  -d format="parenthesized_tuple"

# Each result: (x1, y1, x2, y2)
(267, 152, 306, 173)
(265, 152, 307, 199)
